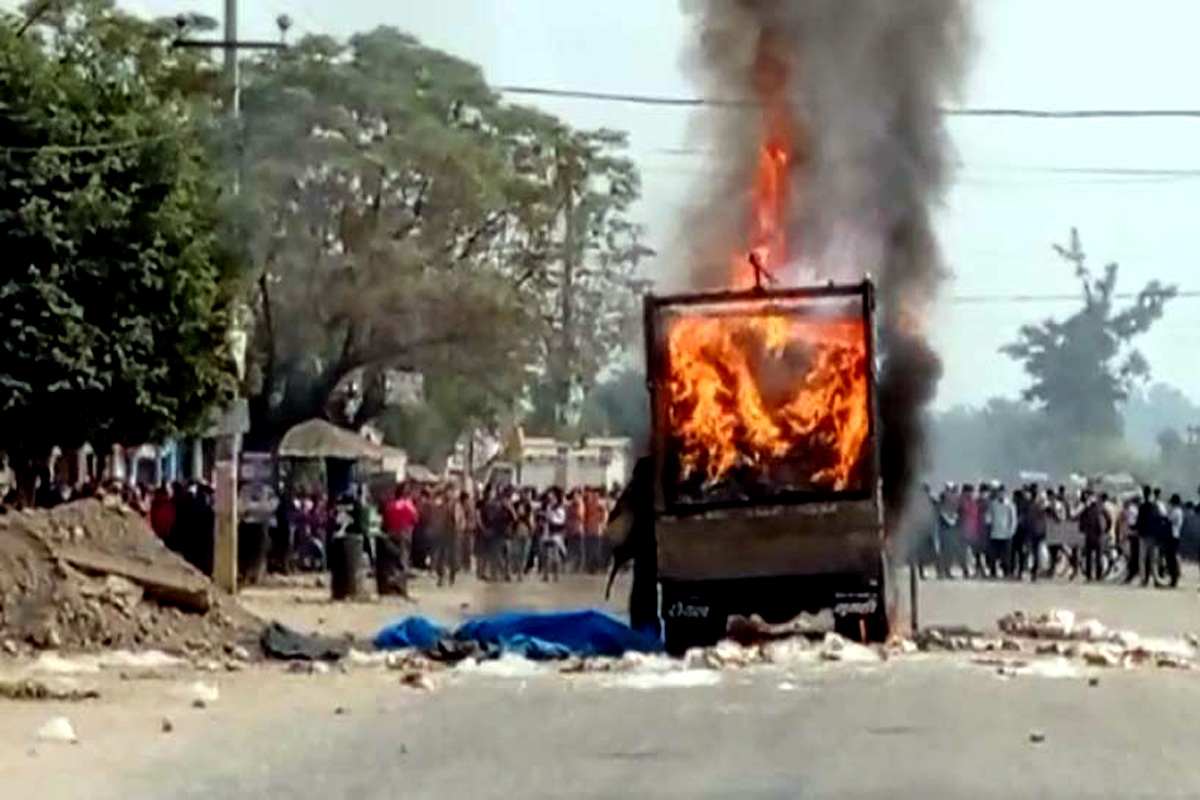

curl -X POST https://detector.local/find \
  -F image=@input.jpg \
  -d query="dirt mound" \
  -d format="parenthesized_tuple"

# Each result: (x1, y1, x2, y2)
(0, 500, 259, 656)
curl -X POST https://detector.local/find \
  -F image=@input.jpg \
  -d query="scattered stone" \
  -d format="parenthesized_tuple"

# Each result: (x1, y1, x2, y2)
(1000, 638, 1024, 652)
(178, 680, 219, 705)
(161, 718, 174, 733)
(1186, 633, 1200, 649)
(1029, 730, 1045, 744)
(819, 632, 880, 663)
(223, 660, 244, 672)
(886, 637, 918, 655)
(36, 716, 78, 744)
(1082, 647, 1122, 668)
(3, 639, 18, 656)
(1154, 654, 1194, 670)
(400, 671, 436, 691)
(230, 645, 251, 662)
(334, 706, 348, 715)
(1088, 677, 1100, 687)
(45, 627, 62, 649)
(761, 637, 815, 665)
(0, 678, 99, 701)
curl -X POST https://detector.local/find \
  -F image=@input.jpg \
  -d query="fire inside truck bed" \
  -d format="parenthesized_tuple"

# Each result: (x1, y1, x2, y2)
(643, 281, 889, 653)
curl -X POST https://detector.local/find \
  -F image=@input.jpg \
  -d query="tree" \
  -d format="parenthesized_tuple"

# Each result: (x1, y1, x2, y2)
(1001, 228, 1176, 440)
(231, 29, 649, 448)
(0, 2, 238, 488)
(577, 366, 650, 446)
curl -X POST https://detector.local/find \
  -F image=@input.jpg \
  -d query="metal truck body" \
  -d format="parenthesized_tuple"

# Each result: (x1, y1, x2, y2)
(642, 280, 887, 653)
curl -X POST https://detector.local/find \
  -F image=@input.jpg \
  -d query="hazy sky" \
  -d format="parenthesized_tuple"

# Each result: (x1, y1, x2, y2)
(51, 1, 1200, 409)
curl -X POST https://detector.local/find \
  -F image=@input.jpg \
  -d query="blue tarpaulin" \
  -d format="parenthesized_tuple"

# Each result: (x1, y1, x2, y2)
(372, 616, 447, 650)
(373, 610, 663, 660)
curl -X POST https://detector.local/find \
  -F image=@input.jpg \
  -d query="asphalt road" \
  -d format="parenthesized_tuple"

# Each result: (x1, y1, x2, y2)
(11, 575, 1200, 800)
(110, 657, 1200, 800)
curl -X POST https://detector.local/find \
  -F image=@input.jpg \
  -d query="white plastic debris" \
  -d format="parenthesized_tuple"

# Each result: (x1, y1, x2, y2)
(818, 633, 880, 663)
(30, 653, 101, 676)
(761, 638, 817, 666)
(609, 670, 721, 690)
(344, 649, 390, 668)
(777, 680, 799, 692)
(36, 717, 78, 744)
(101, 649, 188, 670)
(176, 680, 219, 705)
(456, 654, 546, 678)
(1081, 646, 1122, 668)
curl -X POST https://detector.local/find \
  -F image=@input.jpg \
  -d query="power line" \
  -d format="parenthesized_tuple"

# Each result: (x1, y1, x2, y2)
(497, 85, 1200, 119)
(948, 289, 1200, 305)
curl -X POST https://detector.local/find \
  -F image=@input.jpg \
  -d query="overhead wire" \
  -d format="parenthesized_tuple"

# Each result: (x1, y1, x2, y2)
(496, 85, 1200, 119)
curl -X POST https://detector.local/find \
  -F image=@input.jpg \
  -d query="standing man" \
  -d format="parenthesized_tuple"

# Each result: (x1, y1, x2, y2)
(1078, 490, 1104, 582)
(1027, 487, 1049, 582)
(430, 486, 456, 588)
(959, 484, 983, 579)
(583, 487, 607, 574)
(1135, 485, 1161, 587)
(989, 484, 1017, 578)
(382, 485, 418, 574)
(1166, 493, 1184, 588)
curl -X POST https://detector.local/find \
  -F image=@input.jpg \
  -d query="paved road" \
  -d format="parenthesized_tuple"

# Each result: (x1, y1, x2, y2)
(110, 658, 1200, 800)
(10, 575, 1200, 800)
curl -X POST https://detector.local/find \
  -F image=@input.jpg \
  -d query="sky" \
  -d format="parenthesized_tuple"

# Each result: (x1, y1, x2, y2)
(28, 0, 1200, 411)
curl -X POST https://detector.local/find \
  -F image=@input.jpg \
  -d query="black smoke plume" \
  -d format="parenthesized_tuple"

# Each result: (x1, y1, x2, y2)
(679, 0, 972, 530)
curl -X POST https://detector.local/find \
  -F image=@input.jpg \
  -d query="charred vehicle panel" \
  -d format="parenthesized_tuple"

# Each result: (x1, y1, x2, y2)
(642, 281, 888, 653)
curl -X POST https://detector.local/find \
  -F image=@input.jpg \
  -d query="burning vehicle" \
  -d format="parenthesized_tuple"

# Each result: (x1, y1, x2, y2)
(644, 280, 887, 654)
(608, 0, 968, 654)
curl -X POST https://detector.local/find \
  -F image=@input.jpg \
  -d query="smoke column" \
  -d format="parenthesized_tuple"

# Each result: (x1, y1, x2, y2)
(679, 0, 972, 534)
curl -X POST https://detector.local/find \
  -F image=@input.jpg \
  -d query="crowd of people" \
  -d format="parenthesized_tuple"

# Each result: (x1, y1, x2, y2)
(916, 481, 1200, 587)
(369, 482, 617, 587)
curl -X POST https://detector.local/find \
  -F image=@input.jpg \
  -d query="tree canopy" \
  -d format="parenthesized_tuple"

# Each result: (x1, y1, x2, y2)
(0, 1, 238, 473)
(233, 28, 651, 448)
(1001, 228, 1176, 439)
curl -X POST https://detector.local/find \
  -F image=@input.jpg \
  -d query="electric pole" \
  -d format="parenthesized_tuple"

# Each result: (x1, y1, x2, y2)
(173, 5, 288, 593)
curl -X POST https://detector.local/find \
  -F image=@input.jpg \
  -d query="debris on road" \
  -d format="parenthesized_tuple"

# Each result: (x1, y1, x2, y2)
(0, 677, 99, 701)
(260, 621, 350, 662)
(36, 716, 78, 744)
(0, 500, 257, 655)
(1029, 730, 1046, 744)
(400, 671, 436, 691)
(161, 717, 174, 733)
(176, 680, 219, 706)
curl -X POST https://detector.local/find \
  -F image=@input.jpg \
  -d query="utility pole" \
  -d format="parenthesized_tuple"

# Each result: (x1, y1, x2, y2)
(558, 144, 577, 430)
(173, 6, 288, 594)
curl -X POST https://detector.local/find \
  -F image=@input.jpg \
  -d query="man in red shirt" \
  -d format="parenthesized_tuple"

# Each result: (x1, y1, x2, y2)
(383, 485, 419, 572)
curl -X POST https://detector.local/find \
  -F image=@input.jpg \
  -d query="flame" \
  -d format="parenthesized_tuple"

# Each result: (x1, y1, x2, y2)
(665, 311, 870, 493)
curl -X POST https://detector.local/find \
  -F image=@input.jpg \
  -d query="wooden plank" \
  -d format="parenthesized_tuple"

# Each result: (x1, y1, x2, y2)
(53, 544, 213, 613)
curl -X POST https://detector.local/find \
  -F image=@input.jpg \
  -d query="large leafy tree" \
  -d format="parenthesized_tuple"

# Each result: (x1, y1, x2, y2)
(0, 1, 238, 486)
(233, 29, 649, 448)
(1001, 228, 1176, 439)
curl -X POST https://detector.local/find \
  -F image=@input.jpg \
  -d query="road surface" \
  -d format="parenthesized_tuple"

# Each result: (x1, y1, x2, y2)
(5, 574, 1200, 799)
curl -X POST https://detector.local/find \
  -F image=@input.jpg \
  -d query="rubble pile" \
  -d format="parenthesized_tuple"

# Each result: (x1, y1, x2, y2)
(0, 499, 258, 657)
(916, 610, 1197, 673)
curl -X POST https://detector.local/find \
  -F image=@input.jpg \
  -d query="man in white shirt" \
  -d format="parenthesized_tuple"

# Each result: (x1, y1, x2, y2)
(1166, 493, 1184, 588)
(988, 485, 1017, 578)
